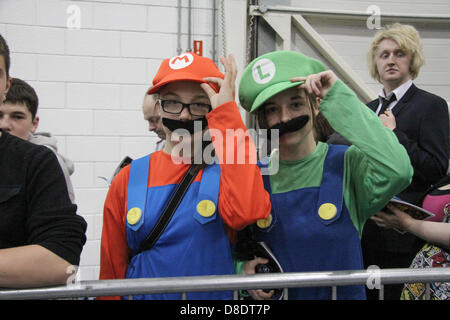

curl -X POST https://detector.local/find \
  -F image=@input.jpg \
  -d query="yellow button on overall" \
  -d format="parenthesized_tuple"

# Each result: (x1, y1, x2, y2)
(256, 214, 272, 229)
(197, 200, 216, 217)
(318, 203, 337, 220)
(127, 207, 142, 225)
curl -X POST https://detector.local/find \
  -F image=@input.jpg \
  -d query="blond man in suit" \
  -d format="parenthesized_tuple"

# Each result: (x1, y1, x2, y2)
(362, 23, 449, 300)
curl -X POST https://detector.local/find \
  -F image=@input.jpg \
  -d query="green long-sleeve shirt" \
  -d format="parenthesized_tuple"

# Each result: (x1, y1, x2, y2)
(268, 80, 413, 237)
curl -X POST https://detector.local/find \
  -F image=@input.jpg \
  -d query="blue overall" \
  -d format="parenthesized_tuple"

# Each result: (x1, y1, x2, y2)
(256, 145, 366, 300)
(125, 154, 234, 300)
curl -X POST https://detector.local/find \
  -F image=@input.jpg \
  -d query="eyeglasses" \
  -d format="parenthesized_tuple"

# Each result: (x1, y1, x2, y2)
(158, 99, 212, 116)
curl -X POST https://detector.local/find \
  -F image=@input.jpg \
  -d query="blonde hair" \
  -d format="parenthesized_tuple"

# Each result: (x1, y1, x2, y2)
(368, 23, 425, 82)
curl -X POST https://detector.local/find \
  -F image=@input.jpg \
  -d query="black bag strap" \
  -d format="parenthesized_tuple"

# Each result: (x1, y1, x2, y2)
(136, 163, 205, 255)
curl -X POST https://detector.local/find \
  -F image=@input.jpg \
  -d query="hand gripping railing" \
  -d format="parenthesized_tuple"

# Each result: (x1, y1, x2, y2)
(0, 268, 449, 300)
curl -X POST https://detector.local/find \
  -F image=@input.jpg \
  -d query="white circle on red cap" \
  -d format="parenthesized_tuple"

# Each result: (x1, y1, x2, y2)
(252, 58, 276, 84)
(169, 53, 194, 70)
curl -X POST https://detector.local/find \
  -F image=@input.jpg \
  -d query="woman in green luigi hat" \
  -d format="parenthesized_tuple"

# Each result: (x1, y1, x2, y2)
(238, 50, 413, 300)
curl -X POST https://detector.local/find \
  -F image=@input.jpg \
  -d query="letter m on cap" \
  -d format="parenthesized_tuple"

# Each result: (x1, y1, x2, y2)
(174, 56, 189, 63)
(169, 53, 194, 70)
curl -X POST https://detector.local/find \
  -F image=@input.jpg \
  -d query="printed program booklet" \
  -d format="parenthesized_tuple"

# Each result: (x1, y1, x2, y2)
(385, 198, 435, 234)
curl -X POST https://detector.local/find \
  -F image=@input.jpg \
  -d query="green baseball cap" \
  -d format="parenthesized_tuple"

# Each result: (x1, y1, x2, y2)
(238, 50, 327, 113)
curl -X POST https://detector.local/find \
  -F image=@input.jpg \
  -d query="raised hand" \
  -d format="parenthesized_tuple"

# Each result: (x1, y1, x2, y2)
(290, 70, 338, 99)
(200, 54, 237, 110)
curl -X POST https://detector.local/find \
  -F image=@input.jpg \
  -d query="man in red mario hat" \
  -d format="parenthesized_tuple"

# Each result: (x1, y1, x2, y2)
(99, 52, 271, 300)
(147, 51, 227, 162)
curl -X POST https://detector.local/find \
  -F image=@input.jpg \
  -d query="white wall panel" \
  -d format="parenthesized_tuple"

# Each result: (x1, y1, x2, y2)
(1, 0, 220, 283)
(29, 81, 66, 109)
(36, 0, 94, 28)
(9, 53, 38, 80)
(65, 29, 121, 57)
(7, 25, 65, 54)
(0, 0, 37, 25)
(120, 84, 150, 110)
(92, 3, 147, 31)
(121, 32, 177, 59)
(67, 83, 121, 109)
(37, 55, 94, 82)
(38, 109, 94, 135)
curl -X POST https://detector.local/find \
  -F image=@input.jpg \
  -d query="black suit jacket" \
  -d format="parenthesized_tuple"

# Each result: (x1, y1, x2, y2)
(367, 83, 449, 205)
(363, 84, 449, 257)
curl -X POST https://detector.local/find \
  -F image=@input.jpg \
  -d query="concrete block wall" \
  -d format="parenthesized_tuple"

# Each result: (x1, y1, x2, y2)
(289, 0, 450, 102)
(0, 0, 219, 281)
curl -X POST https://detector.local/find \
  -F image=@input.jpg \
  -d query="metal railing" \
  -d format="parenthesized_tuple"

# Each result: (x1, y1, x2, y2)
(249, 5, 450, 25)
(0, 268, 449, 300)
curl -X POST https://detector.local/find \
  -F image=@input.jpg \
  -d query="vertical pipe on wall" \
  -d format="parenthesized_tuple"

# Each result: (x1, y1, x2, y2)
(187, 0, 192, 52)
(219, 0, 227, 57)
(212, 0, 217, 63)
(177, 0, 182, 54)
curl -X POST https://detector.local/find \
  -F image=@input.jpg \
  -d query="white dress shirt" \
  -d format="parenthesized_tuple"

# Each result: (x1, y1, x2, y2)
(375, 79, 413, 116)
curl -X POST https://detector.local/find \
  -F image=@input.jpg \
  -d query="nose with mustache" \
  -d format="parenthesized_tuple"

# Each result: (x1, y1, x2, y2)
(162, 117, 208, 135)
(267, 115, 310, 139)
(162, 117, 213, 156)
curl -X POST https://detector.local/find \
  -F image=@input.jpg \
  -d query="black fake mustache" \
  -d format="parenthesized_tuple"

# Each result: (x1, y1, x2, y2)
(268, 115, 310, 138)
(162, 117, 208, 135)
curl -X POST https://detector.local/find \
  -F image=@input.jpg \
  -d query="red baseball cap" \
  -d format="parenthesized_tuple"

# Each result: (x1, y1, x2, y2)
(147, 52, 224, 94)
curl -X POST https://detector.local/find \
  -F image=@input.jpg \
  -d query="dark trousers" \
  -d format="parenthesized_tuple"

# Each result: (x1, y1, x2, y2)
(361, 219, 424, 300)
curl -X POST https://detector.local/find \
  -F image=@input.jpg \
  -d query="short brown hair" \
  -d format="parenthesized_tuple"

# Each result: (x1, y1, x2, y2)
(5, 78, 39, 120)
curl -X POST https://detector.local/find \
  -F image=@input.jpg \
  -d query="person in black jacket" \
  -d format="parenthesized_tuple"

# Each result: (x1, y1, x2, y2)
(362, 23, 449, 300)
(0, 33, 87, 288)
